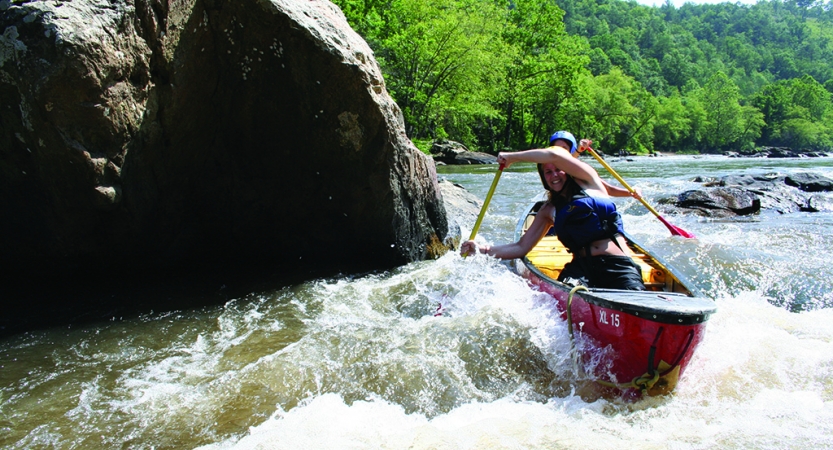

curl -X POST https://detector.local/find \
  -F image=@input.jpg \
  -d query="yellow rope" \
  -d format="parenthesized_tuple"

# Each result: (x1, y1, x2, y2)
(595, 370, 661, 393)
(565, 285, 665, 394)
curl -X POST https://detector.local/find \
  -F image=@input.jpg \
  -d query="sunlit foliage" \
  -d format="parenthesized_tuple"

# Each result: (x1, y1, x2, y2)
(334, 0, 833, 153)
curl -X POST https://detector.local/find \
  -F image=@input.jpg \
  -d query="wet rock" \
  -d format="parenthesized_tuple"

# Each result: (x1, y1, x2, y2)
(431, 140, 497, 165)
(1, 0, 448, 304)
(807, 194, 833, 212)
(677, 187, 761, 217)
(438, 178, 482, 249)
(785, 173, 833, 192)
(671, 172, 833, 216)
(729, 147, 826, 158)
(764, 147, 798, 158)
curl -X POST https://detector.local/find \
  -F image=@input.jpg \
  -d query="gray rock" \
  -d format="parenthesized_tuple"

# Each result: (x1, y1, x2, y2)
(431, 140, 469, 159)
(438, 178, 481, 248)
(431, 140, 497, 165)
(785, 173, 833, 192)
(672, 172, 833, 216)
(677, 187, 760, 217)
(764, 147, 798, 158)
(807, 194, 833, 212)
(1, 0, 448, 292)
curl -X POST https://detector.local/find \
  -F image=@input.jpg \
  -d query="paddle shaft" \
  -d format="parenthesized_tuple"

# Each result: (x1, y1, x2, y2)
(468, 163, 505, 241)
(584, 148, 664, 218)
(584, 147, 695, 238)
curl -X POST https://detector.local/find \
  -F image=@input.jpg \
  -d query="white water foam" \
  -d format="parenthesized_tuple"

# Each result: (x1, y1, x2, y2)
(196, 256, 833, 450)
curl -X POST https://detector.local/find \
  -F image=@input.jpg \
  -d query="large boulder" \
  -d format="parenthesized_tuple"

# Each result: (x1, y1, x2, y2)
(764, 147, 799, 158)
(785, 173, 833, 192)
(807, 194, 833, 212)
(710, 173, 805, 213)
(1, 1, 447, 315)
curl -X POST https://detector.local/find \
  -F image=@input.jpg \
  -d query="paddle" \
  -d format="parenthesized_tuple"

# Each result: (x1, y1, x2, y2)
(466, 162, 505, 247)
(584, 147, 695, 239)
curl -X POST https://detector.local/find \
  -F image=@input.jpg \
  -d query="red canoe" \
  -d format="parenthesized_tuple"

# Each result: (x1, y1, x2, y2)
(514, 200, 717, 398)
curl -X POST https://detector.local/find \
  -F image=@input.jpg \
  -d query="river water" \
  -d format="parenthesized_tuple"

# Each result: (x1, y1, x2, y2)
(2, 156, 832, 449)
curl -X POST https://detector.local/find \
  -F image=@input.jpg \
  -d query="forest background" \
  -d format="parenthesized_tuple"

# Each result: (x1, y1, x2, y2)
(331, 0, 833, 154)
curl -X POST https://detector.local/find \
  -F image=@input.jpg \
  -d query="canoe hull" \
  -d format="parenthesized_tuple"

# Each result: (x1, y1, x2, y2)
(514, 200, 716, 397)
(518, 262, 710, 397)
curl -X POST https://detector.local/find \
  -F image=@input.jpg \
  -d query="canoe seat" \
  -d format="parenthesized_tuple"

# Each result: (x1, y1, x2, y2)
(526, 237, 667, 290)
(630, 253, 667, 291)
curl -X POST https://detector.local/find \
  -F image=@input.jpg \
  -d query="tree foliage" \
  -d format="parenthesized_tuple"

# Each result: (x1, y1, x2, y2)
(333, 0, 587, 151)
(557, 0, 832, 153)
(333, 0, 833, 153)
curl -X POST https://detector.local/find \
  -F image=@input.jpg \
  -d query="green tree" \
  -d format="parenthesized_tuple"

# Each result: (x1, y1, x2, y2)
(736, 104, 766, 151)
(779, 87, 832, 151)
(587, 47, 613, 76)
(791, 74, 832, 120)
(752, 80, 793, 143)
(680, 91, 710, 151)
(333, 0, 833, 152)
(700, 71, 744, 150)
(496, 0, 587, 150)
(661, 49, 694, 89)
(577, 68, 657, 154)
(754, 75, 833, 150)
(376, 0, 511, 141)
(653, 94, 691, 151)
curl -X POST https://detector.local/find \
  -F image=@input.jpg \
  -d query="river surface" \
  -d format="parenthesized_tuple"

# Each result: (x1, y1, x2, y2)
(2, 156, 833, 449)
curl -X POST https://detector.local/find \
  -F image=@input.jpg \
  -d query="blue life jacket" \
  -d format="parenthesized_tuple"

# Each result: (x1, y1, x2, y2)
(551, 191, 625, 253)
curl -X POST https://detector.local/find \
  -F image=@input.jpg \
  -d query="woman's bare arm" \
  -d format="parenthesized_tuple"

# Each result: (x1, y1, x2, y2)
(461, 204, 554, 259)
(498, 148, 606, 193)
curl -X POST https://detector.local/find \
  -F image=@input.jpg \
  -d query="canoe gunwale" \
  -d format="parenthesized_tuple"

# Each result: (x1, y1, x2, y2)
(518, 257, 717, 325)
(513, 199, 717, 325)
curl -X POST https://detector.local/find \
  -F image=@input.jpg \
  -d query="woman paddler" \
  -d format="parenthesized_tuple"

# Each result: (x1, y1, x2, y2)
(460, 131, 646, 290)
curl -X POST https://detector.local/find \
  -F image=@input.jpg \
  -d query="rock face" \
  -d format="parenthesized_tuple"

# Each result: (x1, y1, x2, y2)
(676, 187, 761, 217)
(437, 178, 482, 249)
(785, 173, 833, 192)
(1, 1, 447, 295)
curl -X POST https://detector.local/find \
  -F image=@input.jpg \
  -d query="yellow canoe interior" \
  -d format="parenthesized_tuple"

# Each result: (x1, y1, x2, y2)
(520, 212, 693, 295)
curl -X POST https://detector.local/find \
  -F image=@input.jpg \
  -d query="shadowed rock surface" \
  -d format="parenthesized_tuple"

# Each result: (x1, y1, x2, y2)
(1, 0, 447, 335)
(676, 187, 761, 217)
(785, 173, 833, 192)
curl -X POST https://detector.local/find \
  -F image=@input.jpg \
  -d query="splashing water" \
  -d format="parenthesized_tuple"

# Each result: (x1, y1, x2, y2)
(2, 156, 833, 449)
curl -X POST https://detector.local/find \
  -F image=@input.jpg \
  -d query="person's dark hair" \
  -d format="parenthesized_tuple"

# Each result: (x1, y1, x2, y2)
(537, 163, 581, 207)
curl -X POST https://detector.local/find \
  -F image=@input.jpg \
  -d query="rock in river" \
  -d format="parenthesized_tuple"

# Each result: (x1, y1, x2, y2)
(667, 172, 833, 217)
(0, 0, 449, 332)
